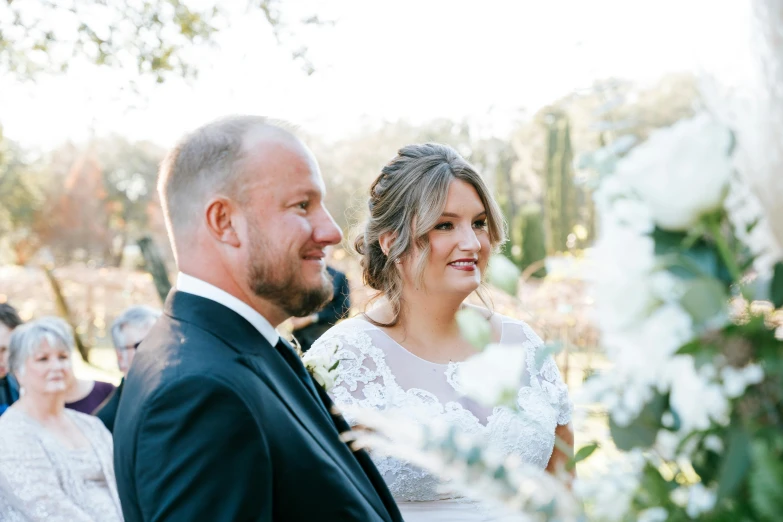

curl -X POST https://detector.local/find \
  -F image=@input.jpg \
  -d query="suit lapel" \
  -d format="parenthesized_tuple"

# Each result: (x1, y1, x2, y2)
(164, 291, 392, 522)
(239, 350, 392, 522)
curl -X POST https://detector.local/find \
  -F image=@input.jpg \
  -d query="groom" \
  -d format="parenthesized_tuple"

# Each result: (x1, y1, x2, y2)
(113, 116, 403, 522)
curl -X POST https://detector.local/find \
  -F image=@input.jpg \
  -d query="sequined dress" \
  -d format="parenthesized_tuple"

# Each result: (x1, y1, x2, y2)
(0, 408, 123, 522)
(308, 313, 573, 521)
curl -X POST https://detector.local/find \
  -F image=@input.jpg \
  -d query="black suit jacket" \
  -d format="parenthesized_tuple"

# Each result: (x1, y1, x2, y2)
(293, 266, 351, 352)
(113, 291, 402, 522)
(95, 378, 123, 433)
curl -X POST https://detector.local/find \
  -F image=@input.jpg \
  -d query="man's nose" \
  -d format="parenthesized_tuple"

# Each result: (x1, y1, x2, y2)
(313, 205, 343, 246)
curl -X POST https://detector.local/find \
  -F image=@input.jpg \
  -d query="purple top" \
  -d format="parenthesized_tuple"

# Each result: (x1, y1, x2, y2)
(65, 381, 116, 415)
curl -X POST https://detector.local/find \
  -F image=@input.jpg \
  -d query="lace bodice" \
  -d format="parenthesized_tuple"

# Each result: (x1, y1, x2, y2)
(308, 313, 572, 503)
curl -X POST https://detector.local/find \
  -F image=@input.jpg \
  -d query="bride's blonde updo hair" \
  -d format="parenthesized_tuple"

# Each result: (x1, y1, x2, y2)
(355, 142, 506, 326)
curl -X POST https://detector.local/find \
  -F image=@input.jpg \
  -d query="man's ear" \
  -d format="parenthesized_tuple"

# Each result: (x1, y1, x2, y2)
(378, 231, 397, 258)
(205, 196, 242, 247)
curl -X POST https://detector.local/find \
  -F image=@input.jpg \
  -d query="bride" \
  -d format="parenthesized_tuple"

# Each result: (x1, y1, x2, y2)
(308, 143, 574, 521)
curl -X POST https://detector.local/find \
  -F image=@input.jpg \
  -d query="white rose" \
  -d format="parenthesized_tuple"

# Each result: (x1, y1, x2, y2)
(616, 113, 733, 231)
(454, 344, 526, 407)
(310, 365, 335, 391)
(303, 344, 339, 392)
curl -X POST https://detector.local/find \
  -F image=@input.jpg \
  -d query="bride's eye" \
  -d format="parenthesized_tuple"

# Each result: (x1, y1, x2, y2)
(473, 219, 488, 229)
(434, 222, 453, 231)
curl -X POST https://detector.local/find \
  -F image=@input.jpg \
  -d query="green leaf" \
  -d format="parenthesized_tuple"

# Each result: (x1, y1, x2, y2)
(456, 308, 492, 350)
(770, 262, 783, 309)
(534, 342, 563, 371)
(610, 393, 666, 451)
(635, 462, 677, 508)
(717, 425, 752, 501)
(749, 440, 783, 521)
(653, 227, 732, 285)
(680, 277, 728, 327)
(675, 339, 703, 356)
(487, 254, 521, 296)
(568, 442, 599, 471)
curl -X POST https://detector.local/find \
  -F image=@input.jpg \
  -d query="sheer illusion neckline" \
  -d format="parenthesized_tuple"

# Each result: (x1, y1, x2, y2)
(356, 314, 505, 366)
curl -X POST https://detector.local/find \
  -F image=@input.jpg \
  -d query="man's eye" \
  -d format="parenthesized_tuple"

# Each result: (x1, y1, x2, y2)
(434, 222, 453, 231)
(297, 201, 309, 210)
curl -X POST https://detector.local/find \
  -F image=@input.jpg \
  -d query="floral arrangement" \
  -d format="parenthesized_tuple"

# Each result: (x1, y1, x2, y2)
(574, 112, 783, 521)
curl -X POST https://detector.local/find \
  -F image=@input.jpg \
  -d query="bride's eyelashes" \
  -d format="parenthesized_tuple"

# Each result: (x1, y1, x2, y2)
(433, 221, 454, 231)
(432, 219, 488, 231)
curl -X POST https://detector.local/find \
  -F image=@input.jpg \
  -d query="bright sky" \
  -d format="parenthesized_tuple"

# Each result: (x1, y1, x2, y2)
(0, 0, 746, 150)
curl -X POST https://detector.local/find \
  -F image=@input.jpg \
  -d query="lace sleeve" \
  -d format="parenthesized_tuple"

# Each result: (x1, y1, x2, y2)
(507, 319, 574, 426)
(307, 321, 393, 425)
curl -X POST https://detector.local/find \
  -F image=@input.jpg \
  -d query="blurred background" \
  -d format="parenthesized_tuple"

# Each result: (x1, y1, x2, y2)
(0, 0, 747, 458)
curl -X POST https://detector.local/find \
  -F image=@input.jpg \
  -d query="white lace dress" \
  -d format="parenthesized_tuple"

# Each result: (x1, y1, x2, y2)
(309, 314, 572, 521)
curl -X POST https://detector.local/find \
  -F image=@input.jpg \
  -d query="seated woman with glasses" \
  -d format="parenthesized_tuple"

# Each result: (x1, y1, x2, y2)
(95, 306, 161, 433)
(0, 317, 123, 521)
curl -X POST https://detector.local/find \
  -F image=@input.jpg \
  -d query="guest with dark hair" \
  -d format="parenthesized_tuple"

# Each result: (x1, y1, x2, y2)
(95, 305, 161, 432)
(0, 303, 23, 416)
(290, 265, 351, 352)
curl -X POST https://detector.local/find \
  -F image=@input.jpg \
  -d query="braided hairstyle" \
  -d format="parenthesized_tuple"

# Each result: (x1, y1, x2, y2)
(354, 143, 506, 326)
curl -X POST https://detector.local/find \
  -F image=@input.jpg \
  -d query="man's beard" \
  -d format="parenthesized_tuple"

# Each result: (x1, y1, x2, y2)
(246, 231, 333, 318)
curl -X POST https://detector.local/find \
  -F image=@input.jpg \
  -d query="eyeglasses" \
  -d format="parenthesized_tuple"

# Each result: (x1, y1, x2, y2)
(118, 340, 143, 353)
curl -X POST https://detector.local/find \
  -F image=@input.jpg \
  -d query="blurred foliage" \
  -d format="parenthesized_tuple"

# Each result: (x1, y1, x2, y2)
(502, 73, 702, 268)
(0, 0, 326, 82)
(0, 132, 170, 266)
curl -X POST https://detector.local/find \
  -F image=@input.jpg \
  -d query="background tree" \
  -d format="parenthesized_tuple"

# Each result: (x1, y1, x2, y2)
(0, 0, 325, 82)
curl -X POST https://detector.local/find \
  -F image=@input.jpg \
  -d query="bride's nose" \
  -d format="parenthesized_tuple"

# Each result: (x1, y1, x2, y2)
(457, 225, 481, 252)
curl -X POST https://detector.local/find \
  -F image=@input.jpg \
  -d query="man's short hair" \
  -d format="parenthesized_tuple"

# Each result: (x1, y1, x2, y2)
(110, 306, 162, 350)
(157, 115, 299, 258)
(0, 303, 22, 330)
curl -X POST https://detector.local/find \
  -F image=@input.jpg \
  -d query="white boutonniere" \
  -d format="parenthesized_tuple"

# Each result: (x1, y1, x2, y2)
(303, 344, 340, 392)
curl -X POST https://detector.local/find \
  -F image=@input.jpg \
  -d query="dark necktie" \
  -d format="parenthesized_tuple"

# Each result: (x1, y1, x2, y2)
(274, 338, 321, 401)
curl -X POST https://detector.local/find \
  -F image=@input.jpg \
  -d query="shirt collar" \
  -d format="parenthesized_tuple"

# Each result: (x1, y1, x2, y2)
(175, 272, 279, 347)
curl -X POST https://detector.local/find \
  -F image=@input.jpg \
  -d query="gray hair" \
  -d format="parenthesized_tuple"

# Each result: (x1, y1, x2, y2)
(355, 143, 506, 327)
(8, 316, 74, 377)
(158, 115, 300, 259)
(110, 305, 161, 349)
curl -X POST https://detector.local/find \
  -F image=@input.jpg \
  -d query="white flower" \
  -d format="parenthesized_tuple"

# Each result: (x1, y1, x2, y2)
(616, 113, 733, 231)
(671, 487, 690, 507)
(686, 483, 717, 518)
(703, 434, 724, 453)
(573, 450, 644, 522)
(668, 356, 730, 432)
(454, 344, 526, 407)
(720, 363, 764, 398)
(638, 507, 668, 522)
(303, 344, 339, 392)
(654, 429, 681, 460)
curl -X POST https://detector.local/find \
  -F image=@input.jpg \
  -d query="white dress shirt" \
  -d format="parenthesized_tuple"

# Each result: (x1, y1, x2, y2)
(175, 272, 279, 347)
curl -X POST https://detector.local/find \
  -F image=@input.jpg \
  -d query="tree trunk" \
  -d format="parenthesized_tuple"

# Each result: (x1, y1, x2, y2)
(137, 236, 172, 303)
(43, 267, 91, 362)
